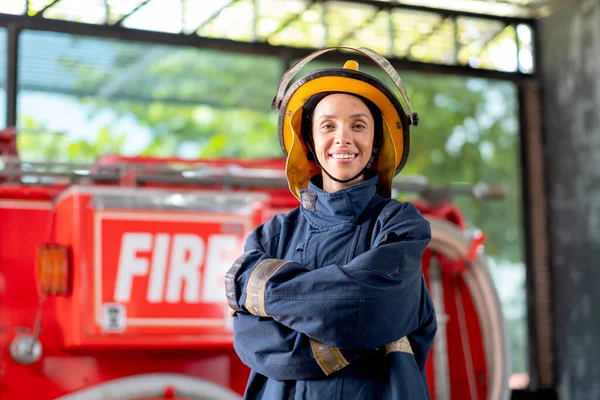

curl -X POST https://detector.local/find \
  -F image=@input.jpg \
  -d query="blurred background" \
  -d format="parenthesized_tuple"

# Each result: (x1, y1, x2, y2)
(0, 1, 598, 399)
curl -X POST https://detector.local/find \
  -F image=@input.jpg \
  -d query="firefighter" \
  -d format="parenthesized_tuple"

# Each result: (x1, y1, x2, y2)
(226, 47, 436, 399)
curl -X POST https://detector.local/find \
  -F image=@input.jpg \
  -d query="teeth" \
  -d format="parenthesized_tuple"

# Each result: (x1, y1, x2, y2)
(331, 154, 356, 159)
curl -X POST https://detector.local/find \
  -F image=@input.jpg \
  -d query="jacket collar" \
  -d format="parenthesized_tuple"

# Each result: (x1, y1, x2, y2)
(299, 174, 378, 226)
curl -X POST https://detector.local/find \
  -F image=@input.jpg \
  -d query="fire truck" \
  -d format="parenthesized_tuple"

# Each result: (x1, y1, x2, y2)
(0, 128, 510, 400)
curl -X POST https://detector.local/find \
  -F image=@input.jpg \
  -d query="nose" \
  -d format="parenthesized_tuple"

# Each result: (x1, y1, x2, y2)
(334, 125, 352, 145)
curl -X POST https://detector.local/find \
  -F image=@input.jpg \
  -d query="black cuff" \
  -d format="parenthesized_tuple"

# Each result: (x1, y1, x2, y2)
(225, 250, 259, 312)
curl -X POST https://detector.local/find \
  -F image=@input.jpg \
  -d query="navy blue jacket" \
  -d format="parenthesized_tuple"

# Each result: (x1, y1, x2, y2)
(226, 175, 436, 399)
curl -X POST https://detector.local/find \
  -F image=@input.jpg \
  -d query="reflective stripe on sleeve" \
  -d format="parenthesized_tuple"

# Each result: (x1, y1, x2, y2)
(245, 258, 290, 317)
(225, 250, 259, 313)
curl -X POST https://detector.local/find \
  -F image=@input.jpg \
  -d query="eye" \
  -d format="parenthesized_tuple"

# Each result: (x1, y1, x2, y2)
(320, 123, 335, 131)
(353, 122, 367, 130)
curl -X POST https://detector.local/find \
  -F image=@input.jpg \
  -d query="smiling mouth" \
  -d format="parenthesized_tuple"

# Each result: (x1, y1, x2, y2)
(329, 153, 358, 160)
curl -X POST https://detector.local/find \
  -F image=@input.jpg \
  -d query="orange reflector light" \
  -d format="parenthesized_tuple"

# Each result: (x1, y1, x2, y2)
(36, 244, 70, 296)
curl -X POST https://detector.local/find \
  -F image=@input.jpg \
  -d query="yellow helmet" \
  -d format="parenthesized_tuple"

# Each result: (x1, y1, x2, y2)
(272, 46, 419, 199)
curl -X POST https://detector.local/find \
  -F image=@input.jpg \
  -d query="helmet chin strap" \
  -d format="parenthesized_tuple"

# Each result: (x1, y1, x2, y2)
(308, 139, 378, 184)
(321, 164, 366, 184)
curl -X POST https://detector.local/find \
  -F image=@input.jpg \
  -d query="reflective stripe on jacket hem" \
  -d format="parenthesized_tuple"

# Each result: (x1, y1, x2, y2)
(385, 337, 414, 355)
(309, 338, 349, 375)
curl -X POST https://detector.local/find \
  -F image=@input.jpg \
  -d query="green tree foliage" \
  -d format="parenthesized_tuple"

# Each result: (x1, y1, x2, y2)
(17, 116, 127, 162)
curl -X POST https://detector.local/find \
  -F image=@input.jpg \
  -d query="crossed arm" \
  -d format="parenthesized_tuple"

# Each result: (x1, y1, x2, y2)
(226, 203, 433, 380)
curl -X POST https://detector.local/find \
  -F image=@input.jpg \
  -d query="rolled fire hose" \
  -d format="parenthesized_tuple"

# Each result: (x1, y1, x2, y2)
(54, 373, 242, 400)
(427, 216, 511, 400)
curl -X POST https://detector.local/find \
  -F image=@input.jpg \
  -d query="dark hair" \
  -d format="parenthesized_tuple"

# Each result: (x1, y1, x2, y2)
(300, 92, 383, 162)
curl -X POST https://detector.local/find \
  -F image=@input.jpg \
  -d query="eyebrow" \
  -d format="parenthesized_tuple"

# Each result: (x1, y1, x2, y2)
(317, 114, 335, 121)
(317, 113, 370, 120)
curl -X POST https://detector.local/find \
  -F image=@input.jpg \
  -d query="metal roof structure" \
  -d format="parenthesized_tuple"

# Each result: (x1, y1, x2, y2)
(0, 0, 550, 127)
(0, 0, 549, 73)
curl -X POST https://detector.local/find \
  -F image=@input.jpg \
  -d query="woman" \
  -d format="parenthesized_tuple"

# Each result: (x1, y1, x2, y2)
(226, 47, 436, 400)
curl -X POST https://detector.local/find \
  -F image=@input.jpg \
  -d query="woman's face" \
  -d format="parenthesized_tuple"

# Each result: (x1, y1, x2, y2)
(311, 93, 375, 192)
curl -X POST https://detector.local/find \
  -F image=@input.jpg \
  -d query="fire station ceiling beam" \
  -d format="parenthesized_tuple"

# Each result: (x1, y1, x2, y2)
(112, 0, 155, 26)
(314, 0, 532, 25)
(335, 8, 382, 46)
(103, 0, 109, 25)
(267, 0, 316, 40)
(405, 16, 454, 58)
(478, 23, 511, 58)
(31, 0, 64, 17)
(0, 13, 536, 82)
(189, 0, 240, 35)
